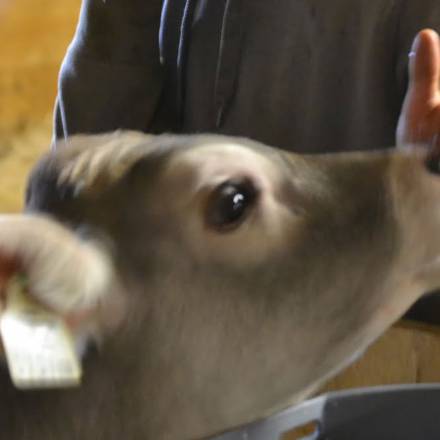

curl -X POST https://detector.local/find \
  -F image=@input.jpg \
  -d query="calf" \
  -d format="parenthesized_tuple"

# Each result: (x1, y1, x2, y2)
(0, 131, 438, 439)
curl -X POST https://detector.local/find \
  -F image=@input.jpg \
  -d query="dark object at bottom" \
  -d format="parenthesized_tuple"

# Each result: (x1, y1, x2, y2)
(213, 384, 440, 440)
(404, 292, 440, 326)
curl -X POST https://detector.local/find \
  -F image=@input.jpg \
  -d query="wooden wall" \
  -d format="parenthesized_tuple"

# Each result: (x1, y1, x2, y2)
(1, 0, 440, 397)
(0, 0, 79, 211)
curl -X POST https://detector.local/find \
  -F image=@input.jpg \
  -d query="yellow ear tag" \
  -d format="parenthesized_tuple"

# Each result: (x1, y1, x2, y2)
(0, 276, 82, 389)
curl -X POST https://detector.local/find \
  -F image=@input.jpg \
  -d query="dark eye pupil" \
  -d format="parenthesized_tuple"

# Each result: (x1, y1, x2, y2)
(221, 187, 245, 221)
(206, 181, 257, 231)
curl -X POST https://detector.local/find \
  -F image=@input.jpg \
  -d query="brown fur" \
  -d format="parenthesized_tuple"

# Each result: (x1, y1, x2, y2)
(0, 132, 437, 439)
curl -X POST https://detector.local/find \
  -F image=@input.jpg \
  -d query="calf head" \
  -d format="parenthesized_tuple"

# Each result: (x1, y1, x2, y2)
(1, 131, 439, 439)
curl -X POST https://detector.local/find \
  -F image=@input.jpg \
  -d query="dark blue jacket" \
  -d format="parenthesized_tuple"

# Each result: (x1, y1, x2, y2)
(55, 0, 440, 152)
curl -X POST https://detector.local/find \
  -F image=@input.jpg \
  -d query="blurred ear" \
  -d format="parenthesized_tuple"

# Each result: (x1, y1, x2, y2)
(52, 131, 155, 195)
(26, 131, 155, 211)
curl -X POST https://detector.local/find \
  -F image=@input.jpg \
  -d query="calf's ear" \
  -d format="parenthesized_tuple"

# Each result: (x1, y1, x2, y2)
(52, 131, 154, 196)
(26, 131, 155, 210)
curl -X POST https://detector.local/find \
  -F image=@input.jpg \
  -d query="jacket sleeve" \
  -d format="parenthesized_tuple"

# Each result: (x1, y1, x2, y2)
(54, 0, 165, 140)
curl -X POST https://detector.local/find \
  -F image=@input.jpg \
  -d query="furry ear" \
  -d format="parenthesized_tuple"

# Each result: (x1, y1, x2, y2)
(50, 131, 154, 196)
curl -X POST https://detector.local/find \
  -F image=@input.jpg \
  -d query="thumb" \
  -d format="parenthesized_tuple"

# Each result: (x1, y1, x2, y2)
(407, 29, 440, 109)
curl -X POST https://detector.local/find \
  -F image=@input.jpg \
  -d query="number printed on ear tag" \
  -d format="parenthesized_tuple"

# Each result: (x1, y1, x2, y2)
(0, 276, 82, 389)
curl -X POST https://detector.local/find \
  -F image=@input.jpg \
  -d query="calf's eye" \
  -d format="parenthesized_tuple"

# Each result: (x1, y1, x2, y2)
(206, 179, 258, 231)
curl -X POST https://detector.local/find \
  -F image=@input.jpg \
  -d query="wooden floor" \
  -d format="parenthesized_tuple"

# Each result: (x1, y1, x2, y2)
(1, 0, 440, 396)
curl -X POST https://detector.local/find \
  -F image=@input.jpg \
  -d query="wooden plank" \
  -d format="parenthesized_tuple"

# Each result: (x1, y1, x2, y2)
(0, 0, 80, 135)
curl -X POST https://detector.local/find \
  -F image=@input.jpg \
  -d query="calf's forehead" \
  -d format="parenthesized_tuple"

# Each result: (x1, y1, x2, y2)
(161, 142, 286, 191)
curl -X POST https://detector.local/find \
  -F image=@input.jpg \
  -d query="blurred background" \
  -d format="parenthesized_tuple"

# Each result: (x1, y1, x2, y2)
(0, 0, 78, 211)
(1, 0, 440, 396)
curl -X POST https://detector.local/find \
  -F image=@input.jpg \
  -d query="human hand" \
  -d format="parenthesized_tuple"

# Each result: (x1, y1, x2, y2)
(396, 29, 440, 148)
(0, 214, 114, 359)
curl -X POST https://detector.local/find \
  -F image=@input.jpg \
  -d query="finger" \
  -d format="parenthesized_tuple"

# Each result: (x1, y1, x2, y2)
(408, 29, 440, 106)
